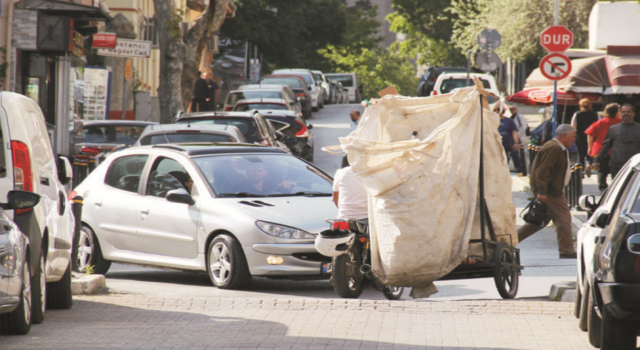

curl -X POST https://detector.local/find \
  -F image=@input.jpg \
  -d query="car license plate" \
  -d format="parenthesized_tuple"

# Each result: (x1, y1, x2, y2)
(322, 262, 332, 274)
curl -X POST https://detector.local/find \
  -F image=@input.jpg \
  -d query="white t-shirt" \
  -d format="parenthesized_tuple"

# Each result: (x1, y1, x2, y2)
(333, 166, 368, 220)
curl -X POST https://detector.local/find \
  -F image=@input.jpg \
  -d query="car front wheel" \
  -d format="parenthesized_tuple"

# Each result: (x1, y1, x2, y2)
(47, 262, 73, 309)
(78, 225, 111, 275)
(31, 252, 46, 324)
(0, 258, 31, 335)
(587, 288, 601, 347)
(207, 234, 251, 290)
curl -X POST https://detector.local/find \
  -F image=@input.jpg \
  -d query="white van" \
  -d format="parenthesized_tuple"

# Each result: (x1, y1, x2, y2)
(0, 92, 75, 323)
(325, 73, 360, 103)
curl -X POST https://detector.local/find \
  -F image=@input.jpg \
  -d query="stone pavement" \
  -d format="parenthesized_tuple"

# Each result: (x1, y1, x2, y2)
(2, 294, 595, 349)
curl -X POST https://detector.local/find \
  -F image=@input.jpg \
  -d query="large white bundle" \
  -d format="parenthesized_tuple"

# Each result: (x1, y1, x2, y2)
(341, 87, 517, 289)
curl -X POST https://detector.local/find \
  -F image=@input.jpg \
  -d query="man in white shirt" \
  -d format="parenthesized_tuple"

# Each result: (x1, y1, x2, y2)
(332, 166, 368, 220)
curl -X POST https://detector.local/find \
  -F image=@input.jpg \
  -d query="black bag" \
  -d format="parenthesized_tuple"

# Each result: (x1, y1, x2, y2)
(525, 125, 531, 137)
(520, 199, 549, 227)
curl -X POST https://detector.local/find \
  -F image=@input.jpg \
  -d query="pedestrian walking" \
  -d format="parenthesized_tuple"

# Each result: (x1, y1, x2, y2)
(594, 103, 640, 179)
(494, 102, 521, 172)
(584, 103, 621, 192)
(509, 104, 528, 171)
(570, 98, 599, 174)
(191, 71, 209, 112)
(205, 73, 220, 111)
(342, 110, 361, 168)
(517, 124, 578, 259)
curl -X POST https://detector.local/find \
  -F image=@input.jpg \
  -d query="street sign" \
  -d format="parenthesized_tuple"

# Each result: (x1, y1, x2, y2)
(539, 53, 572, 81)
(476, 51, 502, 72)
(540, 25, 573, 52)
(477, 29, 502, 51)
(92, 33, 117, 49)
(97, 39, 152, 59)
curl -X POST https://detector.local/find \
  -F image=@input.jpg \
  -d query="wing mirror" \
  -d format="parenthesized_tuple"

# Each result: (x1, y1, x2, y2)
(627, 234, 640, 254)
(594, 211, 610, 229)
(307, 124, 313, 130)
(166, 188, 195, 205)
(0, 190, 41, 210)
(57, 156, 73, 185)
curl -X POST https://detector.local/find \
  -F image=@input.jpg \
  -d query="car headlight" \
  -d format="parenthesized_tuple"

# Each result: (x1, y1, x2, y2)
(256, 221, 315, 239)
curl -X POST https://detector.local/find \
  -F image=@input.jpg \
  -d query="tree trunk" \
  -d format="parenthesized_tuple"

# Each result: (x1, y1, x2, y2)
(181, 0, 230, 112)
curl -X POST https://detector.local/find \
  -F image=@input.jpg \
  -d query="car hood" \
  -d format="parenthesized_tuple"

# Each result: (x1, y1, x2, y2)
(211, 196, 337, 234)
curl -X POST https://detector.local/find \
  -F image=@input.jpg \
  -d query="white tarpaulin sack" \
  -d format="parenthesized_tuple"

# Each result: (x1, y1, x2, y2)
(340, 87, 517, 292)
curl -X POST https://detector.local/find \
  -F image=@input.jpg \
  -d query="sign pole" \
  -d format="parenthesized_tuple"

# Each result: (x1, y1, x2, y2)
(552, 80, 558, 138)
(122, 58, 128, 120)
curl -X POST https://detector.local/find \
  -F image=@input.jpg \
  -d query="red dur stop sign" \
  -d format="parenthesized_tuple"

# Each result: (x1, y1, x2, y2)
(540, 26, 573, 52)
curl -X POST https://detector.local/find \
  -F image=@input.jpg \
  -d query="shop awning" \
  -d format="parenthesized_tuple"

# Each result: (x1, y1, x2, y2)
(25, 0, 111, 22)
(605, 55, 640, 94)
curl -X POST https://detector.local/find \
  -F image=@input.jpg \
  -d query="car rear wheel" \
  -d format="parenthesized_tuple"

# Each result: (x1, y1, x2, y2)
(600, 306, 638, 350)
(578, 281, 589, 332)
(587, 288, 601, 347)
(207, 235, 251, 290)
(31, 252, 46, 324)
(0, 258, 31, 335)
(47, 262, 73, 309)
(79, 225, 111, 275)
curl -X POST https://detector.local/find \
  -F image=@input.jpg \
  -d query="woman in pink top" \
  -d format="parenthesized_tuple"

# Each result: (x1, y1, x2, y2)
(584, 103, 621, 191)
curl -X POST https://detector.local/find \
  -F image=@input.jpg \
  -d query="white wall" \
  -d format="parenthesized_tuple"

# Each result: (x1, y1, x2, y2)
(589, 1, 640, 50)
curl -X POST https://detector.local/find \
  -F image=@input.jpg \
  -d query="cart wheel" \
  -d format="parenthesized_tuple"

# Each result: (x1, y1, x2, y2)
(493, 243, 519, 299)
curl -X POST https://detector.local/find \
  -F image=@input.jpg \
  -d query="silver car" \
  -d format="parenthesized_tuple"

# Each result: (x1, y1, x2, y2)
(73, 144, 337, 289)
(133, 124, 247, 146)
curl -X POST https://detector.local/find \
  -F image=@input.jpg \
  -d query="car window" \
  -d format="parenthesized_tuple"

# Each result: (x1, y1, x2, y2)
(266, 119, 289, 133)
(104, 155, 149, 193)
(261, 78, 303, 89)
(327, 75, 353, 87)
(620, 170, 640, 214)
(115, 126, 146, 143)
(146, 157, 190, 198)
(141, 133, 235, 145)
(193, 154, 332, 196)
(440, 78, 489, 94)
(229, 92, 282, 106)
(603, 168, 639, 225)
(83, 126, 109, 143)
(235, 103, 287, 111)
(175, 118, 260, 143)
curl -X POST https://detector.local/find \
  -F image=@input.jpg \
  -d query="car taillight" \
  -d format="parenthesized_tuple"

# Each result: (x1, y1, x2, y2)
(296, 93, 306, 100)
(68, 190, 77, 201)
(433, 91, 438, 95)
(259, 139, 271, 146)
(294, 121, 309, 138)
(12, 141, 33, 214)
(224, 106, 233, 111)
(332, 221, 350, 230)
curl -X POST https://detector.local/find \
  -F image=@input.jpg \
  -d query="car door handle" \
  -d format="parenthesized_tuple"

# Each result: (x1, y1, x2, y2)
(141, 208, 149, 215)
(40, 177, 49, 186)
(94, 201, 102, 207)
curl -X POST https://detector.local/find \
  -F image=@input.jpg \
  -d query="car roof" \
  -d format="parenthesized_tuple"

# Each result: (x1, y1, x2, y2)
(178, 111, 256, 119)
(235, 98, 287, 104)
(142, 123, 243, 134)
(147, 143, 288, 157)
(83, 120, 158, 126)
(256, 110, 300, 117)
(238, 84, 287, 91)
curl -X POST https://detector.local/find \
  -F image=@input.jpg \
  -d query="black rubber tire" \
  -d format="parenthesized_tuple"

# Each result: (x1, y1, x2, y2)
(207, 234, 251, 290)
(332, 243, 365, 298)
(574, 276, 581, 318)
(81, 225, 111, 275)
(382, 286, 404, 300)
(0, 259, 31, 335)
(578, 281, 589, 332)
(600, 305, 638, 350)
(31, 252, 46, 325)
(493, 244, 519, 299)
(47, 262, 73, 309)
(587, 288, 602, 348)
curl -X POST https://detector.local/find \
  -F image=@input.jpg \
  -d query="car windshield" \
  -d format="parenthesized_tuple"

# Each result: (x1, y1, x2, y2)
(228, 91, 282, 105)
(327, 75, 353, 87)
(261, 78, 304, 89)
(141, 133, 235, 145)
(193, 153, 333, 197)
(234, 103, 287, 111)
(440, 78, 490, 94)
(175, 118, 260, 143)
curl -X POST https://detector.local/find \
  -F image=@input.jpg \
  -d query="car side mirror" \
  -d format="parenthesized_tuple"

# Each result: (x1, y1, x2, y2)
(0, 190, 41, 210)
(627, 234, 640, 254)
(57, 156, 73, 185)
(307, 124, 313, 130)
(166, 188, 195, 205)
(594, 211, 609, 229)
(579, 194, 598, 218)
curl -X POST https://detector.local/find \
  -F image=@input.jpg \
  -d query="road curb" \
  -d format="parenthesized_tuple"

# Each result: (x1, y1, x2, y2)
(71, 273, 107, 295)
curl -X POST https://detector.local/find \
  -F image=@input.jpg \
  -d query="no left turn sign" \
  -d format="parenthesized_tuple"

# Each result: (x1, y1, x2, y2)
(539, 53, 572, 81)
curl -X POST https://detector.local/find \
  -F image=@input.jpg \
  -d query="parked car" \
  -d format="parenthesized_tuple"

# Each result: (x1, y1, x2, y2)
(325, 73, 361, 103)
(174, 111, 289, 151)
(73, 143, 338, 289)
(232, 98, 300, 116)
(432, 73, 500, 104)
(312, 70, 331, 104)
(417, 66, 471, 97)
(0, 191, 43, 335)
(255, 110, 314, 162)
(0, 92, 75, 325)
(329, 79, 348, 104)
(260, 75, 313, 119)
(134, 124, 247, 146)
(77, 120, 157, 154)
(575, 154, 640, 349)
(224, 84, 301, 115)
(272, 69, 324, 111)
